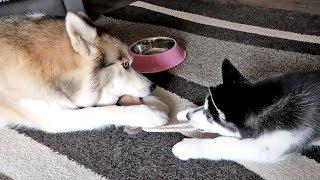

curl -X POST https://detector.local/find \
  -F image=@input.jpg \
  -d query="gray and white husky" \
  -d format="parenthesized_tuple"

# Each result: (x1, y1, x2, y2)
(173, 59, 320, 162)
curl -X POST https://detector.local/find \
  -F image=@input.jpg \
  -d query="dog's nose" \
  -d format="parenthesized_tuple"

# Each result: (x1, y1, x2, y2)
(149, 83, 156, 92)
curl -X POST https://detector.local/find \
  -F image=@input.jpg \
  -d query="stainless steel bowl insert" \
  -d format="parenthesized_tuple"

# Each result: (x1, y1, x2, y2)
(130, 37, 175, 55)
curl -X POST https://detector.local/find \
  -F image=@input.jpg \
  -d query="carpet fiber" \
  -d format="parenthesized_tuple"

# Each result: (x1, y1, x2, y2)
(1, 0, 320, 179)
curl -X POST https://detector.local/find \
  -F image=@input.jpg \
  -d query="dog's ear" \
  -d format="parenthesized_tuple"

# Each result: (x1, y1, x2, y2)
(65, 12, 99, 56)
(222, 59, 249, 85)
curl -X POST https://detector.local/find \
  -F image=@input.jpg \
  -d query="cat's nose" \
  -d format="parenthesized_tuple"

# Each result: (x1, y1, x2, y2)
(186, 112, 192, 121)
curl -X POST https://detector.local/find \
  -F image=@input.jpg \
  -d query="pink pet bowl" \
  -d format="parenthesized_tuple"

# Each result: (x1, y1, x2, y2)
(129, 37, 187, 73)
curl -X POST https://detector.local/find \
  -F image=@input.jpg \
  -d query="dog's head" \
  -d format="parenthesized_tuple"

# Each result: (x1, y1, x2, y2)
(63, 12, 154, 107)
(186, 59, 252, 138)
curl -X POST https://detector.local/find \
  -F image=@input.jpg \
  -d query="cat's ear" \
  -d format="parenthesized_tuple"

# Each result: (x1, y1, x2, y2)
(222, 59, 249, 85)
(208, 87, 215, 100)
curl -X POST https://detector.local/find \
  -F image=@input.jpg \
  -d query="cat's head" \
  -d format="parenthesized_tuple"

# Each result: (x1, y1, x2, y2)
(186, 59, 252, 138)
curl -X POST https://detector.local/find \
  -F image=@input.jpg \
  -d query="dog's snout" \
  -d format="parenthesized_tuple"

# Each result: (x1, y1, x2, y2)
(149, 83, 156, 92)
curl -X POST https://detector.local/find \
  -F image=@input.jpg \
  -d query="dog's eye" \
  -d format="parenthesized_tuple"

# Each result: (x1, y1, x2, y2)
(122, 62, 130, 69)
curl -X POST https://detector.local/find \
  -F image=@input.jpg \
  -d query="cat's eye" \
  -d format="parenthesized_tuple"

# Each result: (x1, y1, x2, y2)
(122, 62, 130, 70)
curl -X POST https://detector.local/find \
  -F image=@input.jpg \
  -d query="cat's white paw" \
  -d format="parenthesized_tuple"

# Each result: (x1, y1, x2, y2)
(172, 138, 201, 160)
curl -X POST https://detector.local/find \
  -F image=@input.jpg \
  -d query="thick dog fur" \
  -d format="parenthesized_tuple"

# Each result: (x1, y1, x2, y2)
(173, 59, 320, 162)
(0, 12, 168, 132)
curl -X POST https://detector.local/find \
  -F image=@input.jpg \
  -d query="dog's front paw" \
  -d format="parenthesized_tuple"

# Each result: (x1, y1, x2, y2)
(177, 108, 194, 122)
(172, 138, 201, 160)
(134, 104, 169, 128)
(141, 96, 170, 115)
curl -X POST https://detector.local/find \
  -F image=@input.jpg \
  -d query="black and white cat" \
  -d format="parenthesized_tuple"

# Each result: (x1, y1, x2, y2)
(172, 59, 320, 162)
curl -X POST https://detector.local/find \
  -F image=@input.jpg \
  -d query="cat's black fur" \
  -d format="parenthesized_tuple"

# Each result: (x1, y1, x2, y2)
(172, 59, 320, 162)
(209, 59, 320, 142)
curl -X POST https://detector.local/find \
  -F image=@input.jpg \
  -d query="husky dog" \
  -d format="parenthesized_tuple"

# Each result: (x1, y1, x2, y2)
(172, 59, 320, 162)
(0, 12, 169, 132)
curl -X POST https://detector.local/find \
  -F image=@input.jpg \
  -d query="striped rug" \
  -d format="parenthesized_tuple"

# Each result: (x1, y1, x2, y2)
(1, 0, 320, 179)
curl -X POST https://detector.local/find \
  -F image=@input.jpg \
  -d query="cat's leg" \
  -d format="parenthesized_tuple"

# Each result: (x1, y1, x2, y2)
(172, 131, 301, 162)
